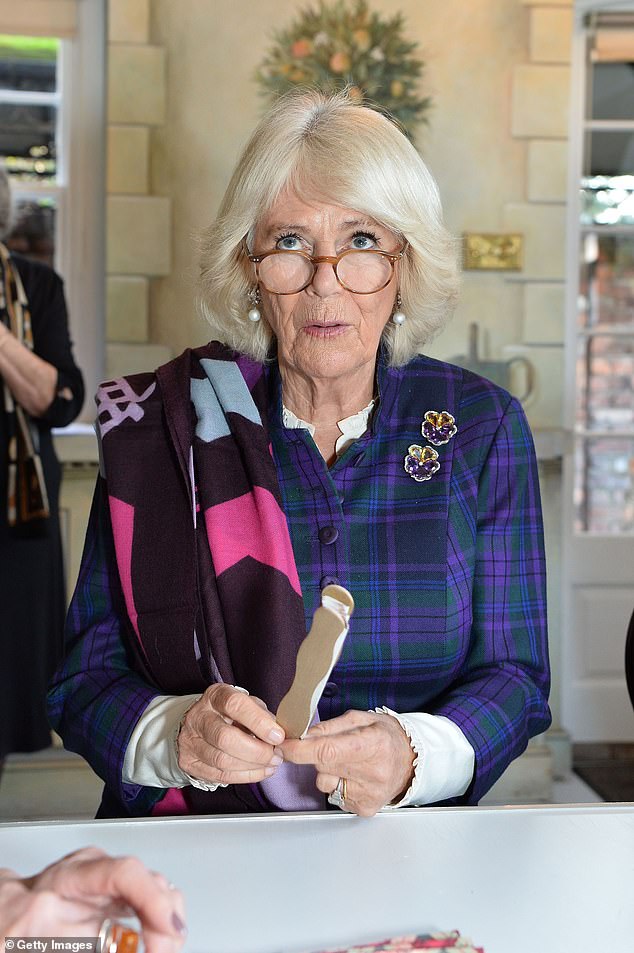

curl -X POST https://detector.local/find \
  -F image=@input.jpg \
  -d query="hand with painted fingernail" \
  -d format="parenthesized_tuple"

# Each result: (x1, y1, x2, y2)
(1, 846, 186, 953)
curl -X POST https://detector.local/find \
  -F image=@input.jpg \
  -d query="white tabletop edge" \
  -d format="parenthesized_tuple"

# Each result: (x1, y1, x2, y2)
(1, 800, 632, 833)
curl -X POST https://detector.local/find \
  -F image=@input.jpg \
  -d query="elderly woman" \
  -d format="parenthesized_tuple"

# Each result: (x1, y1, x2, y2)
(0, 166, 84, 773)
(49, 90, 550, 818)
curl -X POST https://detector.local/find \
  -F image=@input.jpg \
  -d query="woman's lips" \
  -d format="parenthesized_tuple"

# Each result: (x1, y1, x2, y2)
(301, 323, 350, 338)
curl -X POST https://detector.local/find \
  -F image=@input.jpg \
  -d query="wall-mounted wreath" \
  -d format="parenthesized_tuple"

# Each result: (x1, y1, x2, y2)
(254, 0, 431, 138)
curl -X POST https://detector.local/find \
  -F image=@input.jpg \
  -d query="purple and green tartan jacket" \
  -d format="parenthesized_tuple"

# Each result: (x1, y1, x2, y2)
(48, 346, 550, 816)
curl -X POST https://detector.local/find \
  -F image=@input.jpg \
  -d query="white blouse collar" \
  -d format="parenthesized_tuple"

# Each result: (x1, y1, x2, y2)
(282, 398, 376, 458)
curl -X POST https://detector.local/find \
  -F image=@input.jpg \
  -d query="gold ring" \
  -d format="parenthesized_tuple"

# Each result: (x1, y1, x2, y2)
(99, 919, 140, 953)
(341, 777, 347, 801)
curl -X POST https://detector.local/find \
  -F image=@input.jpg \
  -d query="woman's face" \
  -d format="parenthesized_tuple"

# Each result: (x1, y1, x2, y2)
(251, 191, 401, 387)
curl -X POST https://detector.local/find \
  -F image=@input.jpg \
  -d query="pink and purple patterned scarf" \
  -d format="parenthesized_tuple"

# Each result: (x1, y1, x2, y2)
(96, 342, 323, 813)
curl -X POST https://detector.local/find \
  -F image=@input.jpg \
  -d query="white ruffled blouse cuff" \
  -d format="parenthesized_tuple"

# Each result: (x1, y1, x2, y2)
(123, 687, 253, 791)
(122, 693, 205, 788)
(374, 707, 475, 808)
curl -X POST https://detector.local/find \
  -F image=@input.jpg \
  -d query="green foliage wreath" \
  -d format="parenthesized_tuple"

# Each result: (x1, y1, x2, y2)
(254, 0, 431, 138)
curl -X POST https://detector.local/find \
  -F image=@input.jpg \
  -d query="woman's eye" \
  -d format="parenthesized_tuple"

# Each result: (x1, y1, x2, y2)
(350, 232, 378, 250)
(276, 234, 303, 251)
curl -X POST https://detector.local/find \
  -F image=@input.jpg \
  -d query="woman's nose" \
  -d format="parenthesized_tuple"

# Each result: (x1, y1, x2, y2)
(308, 258, 340, 297)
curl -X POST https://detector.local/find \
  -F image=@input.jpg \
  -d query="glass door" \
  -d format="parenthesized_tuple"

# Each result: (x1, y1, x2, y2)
(575, 31, 634, 533)
(563, 7, 634, 741)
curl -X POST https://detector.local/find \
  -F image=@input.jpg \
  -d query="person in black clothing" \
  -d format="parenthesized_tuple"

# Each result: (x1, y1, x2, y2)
(0, 165, 84, 771)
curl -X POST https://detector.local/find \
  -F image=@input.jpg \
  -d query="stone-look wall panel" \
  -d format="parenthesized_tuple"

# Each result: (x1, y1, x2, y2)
(106, 342, 174, 380)
(440, 278, 524, 362)
(107, 125, 150, 194)
(106, 1, 172, 366)
(502, 203, 566, 279)
(503, 343, 565, 429)
(530, 8, 573, 63)
(512, 65, 571, 138)
(108, 0, 150, 44)
(528, 140, 569, 202)
(107, 196, 171, 275)
(106, 276, 149, 342)
(108, 46, 166, 125)
(524, 283, 566, 344)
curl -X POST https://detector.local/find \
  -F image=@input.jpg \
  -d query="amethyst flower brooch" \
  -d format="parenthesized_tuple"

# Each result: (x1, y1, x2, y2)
(404, 410, 457, 482)
(404, 444, 440, 482)
(421, 410, 457, 446)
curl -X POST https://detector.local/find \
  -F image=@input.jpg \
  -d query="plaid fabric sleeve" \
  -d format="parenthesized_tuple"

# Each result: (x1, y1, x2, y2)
(47, 477, 165, 815)
(431, 396, 551, 804)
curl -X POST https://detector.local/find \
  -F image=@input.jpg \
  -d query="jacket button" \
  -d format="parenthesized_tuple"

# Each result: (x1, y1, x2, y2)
(318, 526, 339, 545)
(320, 574, 339, 588)
(322, 681, 339, 698)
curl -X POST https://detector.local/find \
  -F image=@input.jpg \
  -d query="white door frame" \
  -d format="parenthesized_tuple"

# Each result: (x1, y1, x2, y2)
(561, 1, 634, 741)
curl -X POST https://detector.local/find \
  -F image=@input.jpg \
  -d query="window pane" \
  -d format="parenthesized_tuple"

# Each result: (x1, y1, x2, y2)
(0, 102, 57, 182)
(4, 196, 56, 268)
(0, 35, 58, 93)
(578, 233, 634, 326)
(590, 62, 634, 121)
(576, 334, 634, 430)
(587, 131, 634, 177)
(574, 437, 634, 533)
(581, 175, 634, 225)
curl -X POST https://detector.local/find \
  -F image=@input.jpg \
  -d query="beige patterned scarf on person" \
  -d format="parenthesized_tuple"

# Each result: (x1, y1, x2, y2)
(0, 241, 50, 532)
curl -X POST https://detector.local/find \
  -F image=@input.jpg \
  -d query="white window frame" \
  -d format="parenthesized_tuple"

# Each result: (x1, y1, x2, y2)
(63, 0, 106, 416)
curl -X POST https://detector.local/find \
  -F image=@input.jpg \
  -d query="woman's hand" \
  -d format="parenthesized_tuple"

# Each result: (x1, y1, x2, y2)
(0, 847, 186, 953)
(176, 684, 285, 786)
(281, 710, 415, 817)
(0, 324, 58, 417)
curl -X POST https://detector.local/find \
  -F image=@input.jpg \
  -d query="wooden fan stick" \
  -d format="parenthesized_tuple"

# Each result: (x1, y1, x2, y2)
(276, 584, 355, 739)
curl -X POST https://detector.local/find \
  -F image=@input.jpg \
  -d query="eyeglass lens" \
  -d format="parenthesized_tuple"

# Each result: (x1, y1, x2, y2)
(258, 251, 393, 294)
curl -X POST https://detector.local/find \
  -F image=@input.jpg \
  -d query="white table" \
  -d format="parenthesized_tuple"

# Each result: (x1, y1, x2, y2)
(1, 805, 632, 953)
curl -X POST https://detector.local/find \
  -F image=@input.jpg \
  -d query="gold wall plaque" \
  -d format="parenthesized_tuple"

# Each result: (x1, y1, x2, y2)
(463, 233, 523, 271)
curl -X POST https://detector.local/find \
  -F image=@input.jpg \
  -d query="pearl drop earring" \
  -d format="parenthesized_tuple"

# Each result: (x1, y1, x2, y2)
(392, 293, 406, 326)
(247, 286, 261, 323)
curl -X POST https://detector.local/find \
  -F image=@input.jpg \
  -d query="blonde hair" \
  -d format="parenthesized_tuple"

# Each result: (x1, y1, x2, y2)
(199, 88, 460, 366)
